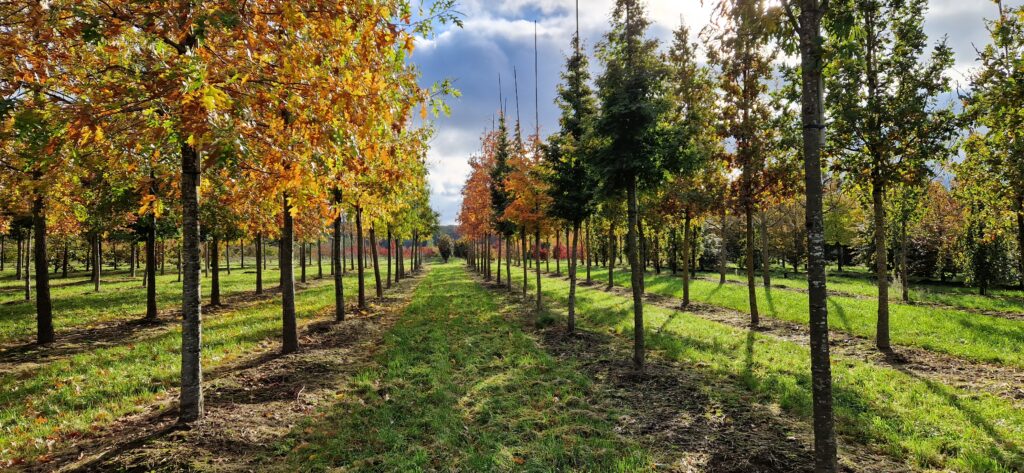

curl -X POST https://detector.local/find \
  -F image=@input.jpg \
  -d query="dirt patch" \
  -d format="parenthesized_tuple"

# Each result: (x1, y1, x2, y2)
(25, 272, 427, 473)
(602, 284, 1024, 405)
(474, 271, 907, 473)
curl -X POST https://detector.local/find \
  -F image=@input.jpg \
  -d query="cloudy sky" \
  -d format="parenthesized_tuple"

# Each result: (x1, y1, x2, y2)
(413, 0, 1012, 225)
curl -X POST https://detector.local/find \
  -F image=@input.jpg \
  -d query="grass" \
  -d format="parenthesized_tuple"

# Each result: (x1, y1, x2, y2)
(701, 266, 1024, 315)
(280, 262, 652, 472)
(600, 268, 1024, 369)
(0, 268, 370, 466)
(0, 265, 286, 345)
(510, 264, 1024, 472)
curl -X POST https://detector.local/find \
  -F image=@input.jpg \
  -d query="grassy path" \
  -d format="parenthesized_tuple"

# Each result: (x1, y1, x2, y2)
(281, 262, 652, 472)
(497, 262, 1024, 472)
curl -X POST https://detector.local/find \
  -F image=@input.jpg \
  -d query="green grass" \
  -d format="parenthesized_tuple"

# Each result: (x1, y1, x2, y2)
(0, 265, 288, 345)
(0, 269, 369, 466)
(280, 262, 652, 472)
(602, 268, 1024, 369)
(512, 265, 1024, 472)
(699, 266, 1024, 314)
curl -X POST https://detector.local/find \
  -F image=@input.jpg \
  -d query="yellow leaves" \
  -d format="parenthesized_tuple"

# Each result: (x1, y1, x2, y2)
(138, 194, 164, 217)
(404, 35, 416, 54)
(200, 85, 231, 112)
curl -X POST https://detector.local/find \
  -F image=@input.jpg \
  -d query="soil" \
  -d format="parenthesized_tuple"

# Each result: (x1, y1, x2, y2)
(22, 272, 425, 473)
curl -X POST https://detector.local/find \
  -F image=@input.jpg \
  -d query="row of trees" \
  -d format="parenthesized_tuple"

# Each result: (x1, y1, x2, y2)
(457, 0, 1023, 470)
(1, 0, 453, 423)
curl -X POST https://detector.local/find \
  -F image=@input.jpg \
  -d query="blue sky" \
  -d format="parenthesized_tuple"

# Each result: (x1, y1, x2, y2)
(413, 0, 1013, 225)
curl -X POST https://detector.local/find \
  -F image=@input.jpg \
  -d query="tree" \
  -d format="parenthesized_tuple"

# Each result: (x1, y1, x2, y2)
(544, 15, 598, 332)
(826, 0, 954, 350)
(966, 0, 1024, 289)
(707, 0, 778, 328)
(592, 0, 671, 372)
(436, 234, 453, 262)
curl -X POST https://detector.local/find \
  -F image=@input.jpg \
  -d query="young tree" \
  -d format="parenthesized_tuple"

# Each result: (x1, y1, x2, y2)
(592, 0, 670, 372)
(826, 0, 954, 350)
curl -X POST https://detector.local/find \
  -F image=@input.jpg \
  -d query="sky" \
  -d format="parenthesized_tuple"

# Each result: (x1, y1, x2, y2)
(412, 0, 1014, 225)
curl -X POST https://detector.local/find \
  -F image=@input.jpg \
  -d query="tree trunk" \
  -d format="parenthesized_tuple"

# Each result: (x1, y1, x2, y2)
(837, 245, 844, 273)
(745, 199, 759, 327)
(719, 206, 727, 284)
(555, 231, 561, 276)
(521, 227, 528, 295)
(317, 237, 323, 279)
(760, 210, 771, 288)
(61, 241, 68, 278)
(535, 228, 543, 310)
(210, 237, 221, 306)
(497, 234, 502, 284)
(94, 236, 101, 292)
(386, 226, 392, 288)
(568, 222, 580, 333)
(24, 231, 31, 301)
(585, 218, 592, 284)
(370, 224, 383, 299)
(682, 212, 692, 308)
(627, 179, 645, 373)
(900, 219, 909, 302)
(505, 235, 511, 290)
(1016, 195, 1024, 290)
(15, 234, 22, 280)
(179, 140, 204, 423)
(872, 172, 890, 350)
(607, 220, 615, 290)
(1, 234, 5, 272)
(281, 193, 299, 353)
(300, 239, 307, 283)
(796, 2, 838, 468)
(333, 213, 345, 322)
(256, 233, 263, 294)
(146, 212, 157, 320)
(33, 188, 54, 344)
(225, 239, 231, 275)
(355, 206, 366, 310)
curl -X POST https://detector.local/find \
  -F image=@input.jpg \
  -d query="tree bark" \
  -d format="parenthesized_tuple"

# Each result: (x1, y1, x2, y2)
(24, 231, 31, 301)
(900, 219, 909, 302)
(355, 206, 366, 309)
(281, 193, 299, 353)
(607, 220, 615, 290)
(585, 218, 593, 284)
(521, 227, 528, 295)
(333, 212, 345, 322)
(145, 212, 157, 320)
(568, 222, 580, 333)
(210, 237, 221, 306)
(497, 234, 502, 284)
(317, 237, 323, 279)
(300, 239, 307, 283)
(94, 235, 101, 292)
(370, 224, 383, 299)
(761, 210, 772, 288)
(872, 172, 890, 350)
(386, 226, 392, 288)
(719, 206, 727, 284)
(179, 140, 204, 423)
(32, 187, 54, 344)
(505, 234, 512, 290)
(627, 179, 645, 373)
(256, 233, 263, 294)
(682, 212, 692, 307)
(1016, 195, 1024, 290)
(535, 228, 542, 310)
(793, 1, 838, 468)
(745, 199, 759, 327)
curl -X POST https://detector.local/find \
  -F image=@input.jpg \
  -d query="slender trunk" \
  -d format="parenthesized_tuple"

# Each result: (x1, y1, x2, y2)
(61, 241, 68, 278)
(179, 140, 204, 423)
(1016, 196, 1024, 289)
(210, 237, 221, 306)
(333, 212, 345, 322)
(682, 212, 692, 308)
(239, 239, 244, 270)
(225, 239, 230, 275)
(317, 237, 323, 279)
(555, 230, 561, 275)
(607, 221, 615, 290)
(505, 235, 511, 290)
(300, 240, 307, 283)
(745, 199, 759, 327)
(281, 193, 299, 353)
(497, 234, 502, 284)
(760, 210, 771, 288)
(341, 228, 348, 273)
(32, 187, 54, 344)
(627, 179, 645, 373)
(545, 236, 550, 273)
(177, 241, 182, 283)
(485, 233, 492, 280)
(900, 219, 909, 302)
(719, 206, 727, 284)
(797, 2, 838, 468)
(146, 212, 157, 320)
(16, 234, 22, 279)
(1, 234, 5, 272)
(94, 236, 101, 292)
(585, 218, 592, 284)
(24, 231, 31, 301)
(161, 238, 166, 275)
(535, 228, 542, 310)
(256, 233, 263, 294)
(355, 206, 366, 310)
(837, 245, 844, 272)
(386, 227, 392, 288)
(521, 227, 528, 295)
(872, 172, 889, 350)
(568, 222, 580, 333)
(370, 224, 382, 299)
